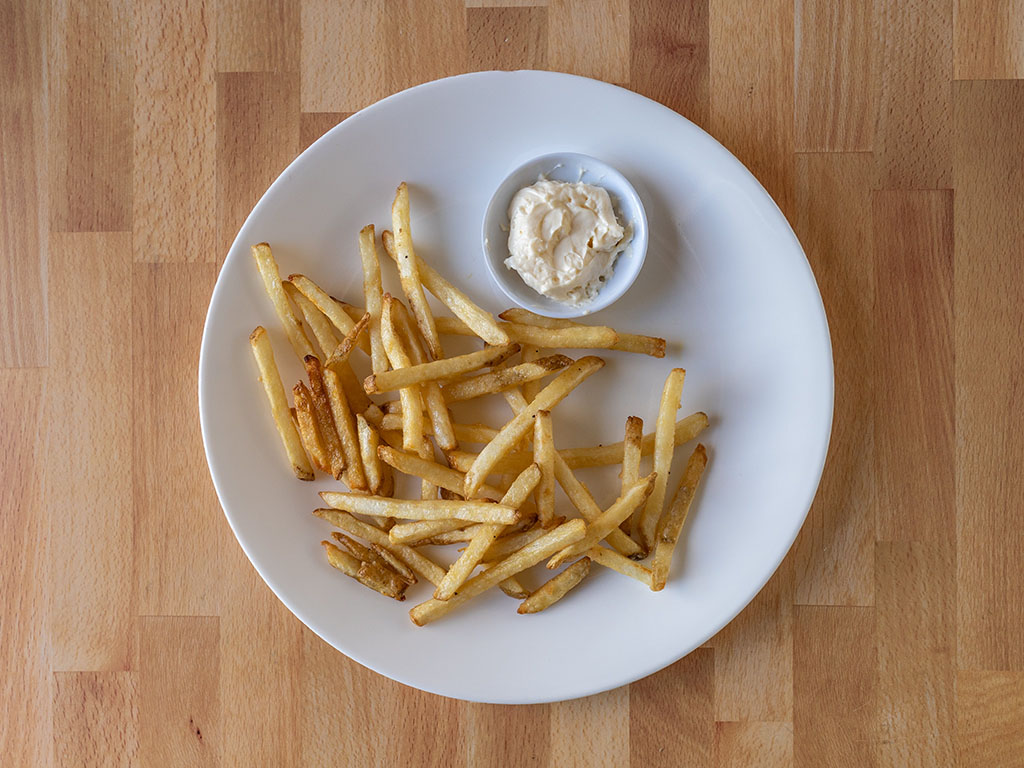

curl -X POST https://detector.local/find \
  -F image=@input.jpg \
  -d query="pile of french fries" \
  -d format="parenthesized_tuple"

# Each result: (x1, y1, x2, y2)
(248, 183, 709, 626)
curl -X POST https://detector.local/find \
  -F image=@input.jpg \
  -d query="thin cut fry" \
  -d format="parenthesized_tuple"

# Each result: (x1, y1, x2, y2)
(637, 368, 685, 553)
(651, 444, 708, 591)
(387, 518, 469, 545)
(356, 414, 384, 494)
(498, 577, 531, 599)
(520, 343, 544, 402)
(480, 526, 548, 561)
(331, 532, 415, 586)
(363, 344, 518, 394)
(323, 366, 366, 490)
(376, 445, 502, 502)
(587, 545, 653, 587)
(321, 540, 408, 600)
(534, 410, 555, 526)
(391, 183, 442, 358)
(288, 273, 370, 355)
(434, 464, 541, 601)
(441, 355, 573, 402)
(380, 295, 425, 455)
(304, 355, 346, 479)
(434, 316, 618, 350)
(499, 308, 667, 357)
(409, 519, 586, 626)
(319, 493, 519, 524)
(518, 558, 591, 614)
(620, 415, 643, 535)
(293, 381, 328, 474)
(283, 280, 338, 358)
(378, 415, 498, 444)
(325, 312, 370, 371)
(249, 326, 313, 480)
(251, 244, 314, 359)
(367, 542, 418, 585)
(357, 224, 389, 374)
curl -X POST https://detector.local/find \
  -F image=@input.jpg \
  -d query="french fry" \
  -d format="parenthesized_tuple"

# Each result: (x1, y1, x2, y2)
(409, 519, 586, 625)
(520, 343, 544, 402)
(313, 508, 446, 586)
(464, 357, 605, 497)
(304, 355, 346, 479)
(251, 244, 314, 359)
(498, 577, 531, 599)
(283, 280, 338, 358)
(651, 444, 708, 590)
(368, 542, 418, 585)
(378, 415, 499, 444)
(288, 273, 370, 355)
(356, 414, 384, 494)
(325, 312, 370, 371)
(319, 493, 519, 524)
(376, 445, 503, 502)
(440, 355, 573, 402)
(388, 518, 469, 545)
(391, 183, 443, 359)
(620, 416, 643, 535)
(499, 308, 667, 358)
(518, 558, 591, 614)
(380, 295, 425, 455)
(547, 474, 656, 569)
(323, 366, 366, 490)
(357, 224, 389, 374)
(321, 540, 408, 600)
(363, 344, 518, 394)
(553, 453, 643, 558)
(434, 316, 618, 350)
(331, 532, 415, 586)
(293, 381, 329, 474)
(534, 410, 555, 526)
(480, 526, 548, 561)
(586, 545, 654, 587)
(434, 464, 541, 601)
(381, 229, 509, 346)
(249, 326, 313, 480)
(637, 368, 685, 553)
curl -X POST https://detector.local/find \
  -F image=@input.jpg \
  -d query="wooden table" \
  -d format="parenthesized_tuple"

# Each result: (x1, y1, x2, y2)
(4, 1, 1022, 765)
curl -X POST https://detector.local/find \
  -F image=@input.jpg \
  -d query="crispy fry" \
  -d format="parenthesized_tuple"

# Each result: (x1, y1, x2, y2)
(499, 308, 667, 358)
(283, 280, 338, 358)
(321, 540, 408, 600)
(368, 542, 418, 585)
(325, 312, 370, 370)
(378, 414, 498, 444)
(586, 545, 654, 587)
(251, 244, 314, 359)
(357, 224, 389, 374)
(249, 327, 313, 480)
(620, 415, 643, 535)
(293, 381, 328, 474)
(391, 183, 442, 358)
(304, 355, 346, 479)
(319, 493, 519, 524)
(534, 410, 555, 526)
(313, 508, 446, 586)
(331, 532, 416, 585)
(480, 526, 548, 561)
(518, 558, 591, 614)
(441, 355, 573, 402)
(381, 229, 509, 346)
(388, 518, 469, 545)
(498, 577, 531, 599)
(464, 357, 605, 497)
(520, 343, 544, 402)
(553, 453, 643, 558)
(380, 295, 425, 455)
(637, 368, 685, 553)
(376, 445, 503, 501)
(651, 444, 708, 590)
(364, 344, 518, 394)
(356, 414, 384, 494)
(548, 474, 656, 569)
(435, 316, 618, 350)
(434, 464, 541, 601)
(288, 273, 370, 355)
(323, 366, 366, 490)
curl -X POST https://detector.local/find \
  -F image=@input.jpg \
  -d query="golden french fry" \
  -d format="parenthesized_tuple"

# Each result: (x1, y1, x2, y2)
(357, 224, 389, 374)
(381, 229, 509, 346)
(434, 464, 541, 601)
(368, 542, 418, 585)
(304, 355, 346, 479)
(534, 410, 555, 526)
(283, 280, 339, 358)
(464, 357, 605, 497)
(651, 444, 708, 591)
(293, 381, 328, 474)
(376, 445, 503, 501)
(380, 295, 426, 455)
(587, 545, 654, 587)
(325, 312, 370, 371)
(251, 244, 314, 359)
(498, 577, 531, 599)
(363, 344, 518, 394)
(409, 519, 586, 626)
(313, 508, 446, 586)
(378, 414, 498, 444)
(319, 493, 519, 524)
(520, 343, 544, 402)
(637, 368, 685, 553)
(480, 526, 548, 561)
(553, 453, 643, 558)
(434, 316, 618, 350)
(441, 355, 573, 402)
(331, 532, 416, 586)
(499, 308, 667, 358)
(249, 327, 313, 480)
(518, 557, 591, 614)
(620, 415, 643, 535)
(321, 540, 408, 600)
(288, 273, 370, 355)
(356, 414, 384, 494)
(391, 183, 442, 359)
(388, 518, 469, 545)
(323, 366, 366, 490)
(548, 474, 656, 569)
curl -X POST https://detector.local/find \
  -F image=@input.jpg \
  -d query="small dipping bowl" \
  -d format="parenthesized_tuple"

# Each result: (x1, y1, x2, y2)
(482, 152, 648, 319)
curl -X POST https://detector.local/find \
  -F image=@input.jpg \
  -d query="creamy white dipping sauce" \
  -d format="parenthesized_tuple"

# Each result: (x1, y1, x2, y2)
(505, 179, 631, 307)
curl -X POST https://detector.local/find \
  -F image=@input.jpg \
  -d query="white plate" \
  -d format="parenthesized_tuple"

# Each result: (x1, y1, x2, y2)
(199, 71, 833, 704)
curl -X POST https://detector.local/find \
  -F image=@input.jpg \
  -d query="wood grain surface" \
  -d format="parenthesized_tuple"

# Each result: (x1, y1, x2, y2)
(2, 1, 1022, 765)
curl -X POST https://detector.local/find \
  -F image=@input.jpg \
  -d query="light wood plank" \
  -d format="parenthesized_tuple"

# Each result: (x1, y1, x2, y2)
(216, 0, 299, 73)
(133, 0, 216, 262)
(132, 264, 227, 615)
(300, 0, 385, 113)
(466, 702, 548, 767)
(954, 0, 1024, 79)
(0, 0, 48, 367)
(873, 191, 954, 544)
(385, 0, 469, 93)
(0, 370, 51, 766)
(49, 0, 132, 232)
(954, 79, 1024, 672)
(550, 688, 628, 767)
(54, 672, 138, 768)
(793, 153, 875, 607)
(46, 232, 134, 671)
(793, 606, 876, 768)
(712, 559, 793, 721)
(874, 0, 952, 189)
(716, 722, 793, 768)
(138, 616, 220, 768)
(794, 0, 875, 151)
(547, 0, 629, 83)
(957, 671, 1024, 768)
(630, 648, 714, 767)
(630, 0, 709, 127)
(467, 7, 548, 71)
(299, 113, 349, 153)
(876, 542, 954, 768)
(467, 0, 549, 7)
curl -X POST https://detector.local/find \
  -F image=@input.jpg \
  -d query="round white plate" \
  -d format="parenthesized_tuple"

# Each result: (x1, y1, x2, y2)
(199, 71, 833, 704)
